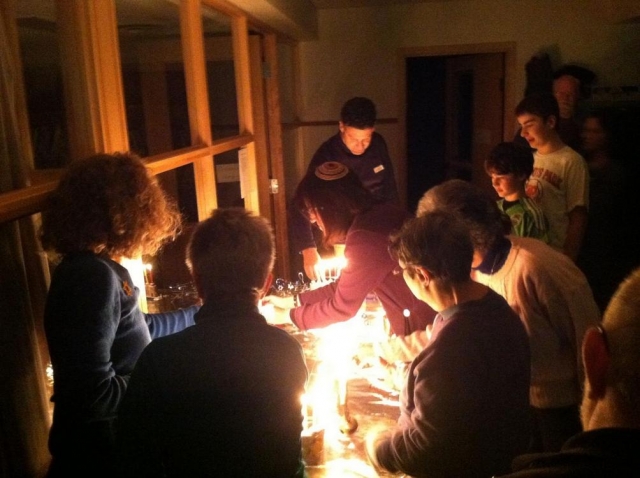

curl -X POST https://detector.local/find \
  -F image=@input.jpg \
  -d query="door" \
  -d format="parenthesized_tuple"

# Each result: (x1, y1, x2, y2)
(402, 44, 515, 212)
(445, 53, 504, 197)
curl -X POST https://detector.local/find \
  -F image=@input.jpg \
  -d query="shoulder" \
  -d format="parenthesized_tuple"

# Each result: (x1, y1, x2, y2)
(371, 131, 388, 146)
(508, 237, 589, 287)
(52, 253, 122, 287)
(312, 133, 342, 157)
(351, 202, 409, 234)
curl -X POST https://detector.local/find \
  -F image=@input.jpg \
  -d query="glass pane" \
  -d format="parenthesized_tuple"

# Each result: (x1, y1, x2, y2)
(116, 0, 190, 157)
(156, 164, 198, 225)
(201, 5, 239, 139)
(17, 0, 71, 168)
(214, 148, 244, 208)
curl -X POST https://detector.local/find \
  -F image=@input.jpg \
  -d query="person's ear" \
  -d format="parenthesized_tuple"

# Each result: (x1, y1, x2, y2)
(414, 266, 431, 287)
(582, 326, 610, 400)
(259, 272, 274, 299)
(547, 115, 557, 130)
(338, 121, 345, 133)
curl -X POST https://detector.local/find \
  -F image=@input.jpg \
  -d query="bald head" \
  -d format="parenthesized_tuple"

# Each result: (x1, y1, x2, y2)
(553, 74, 580, 119)
(581, 267, 640, 430)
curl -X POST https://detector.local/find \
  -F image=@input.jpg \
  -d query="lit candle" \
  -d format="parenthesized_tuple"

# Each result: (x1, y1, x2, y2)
(144, 263, 154, 284)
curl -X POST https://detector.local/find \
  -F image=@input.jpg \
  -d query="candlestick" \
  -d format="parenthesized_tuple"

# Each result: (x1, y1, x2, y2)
(144, 263, 154, 284)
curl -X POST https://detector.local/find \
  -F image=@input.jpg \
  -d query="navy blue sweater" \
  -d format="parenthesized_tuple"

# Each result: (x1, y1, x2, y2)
(44, 252, 197, 476)
(290, 131, 400, 252)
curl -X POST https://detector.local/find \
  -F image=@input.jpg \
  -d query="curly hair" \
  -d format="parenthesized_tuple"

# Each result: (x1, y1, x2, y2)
(40, 152, 182, 259)
(485, 142, 535, 178)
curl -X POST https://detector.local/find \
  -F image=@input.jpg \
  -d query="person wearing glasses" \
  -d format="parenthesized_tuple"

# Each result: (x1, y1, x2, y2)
(264, 161, 435, 337)
(499, 267, 640, 477)
(366, 211, 531, 478)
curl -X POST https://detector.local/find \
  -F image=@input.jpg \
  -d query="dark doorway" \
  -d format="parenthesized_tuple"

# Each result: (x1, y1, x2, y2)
(405, 52, 506, 213)
(406, 56, 447, 212)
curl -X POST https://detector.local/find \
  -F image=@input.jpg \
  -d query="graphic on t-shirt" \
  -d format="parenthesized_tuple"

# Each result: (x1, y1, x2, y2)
(525, 177, 542, 201)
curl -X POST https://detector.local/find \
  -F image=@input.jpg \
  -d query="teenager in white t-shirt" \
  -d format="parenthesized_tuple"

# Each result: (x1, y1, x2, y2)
(516, 93, 589, 262)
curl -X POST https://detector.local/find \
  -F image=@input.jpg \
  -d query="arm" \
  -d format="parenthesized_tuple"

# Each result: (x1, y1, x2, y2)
(291, 230, 392, 331)
(563, 154, 590, 261)
(372, 334, 485, 476)
(563, 205, 588, 261)
(45, 260, 133, 420)
(145, 304, 199, 339)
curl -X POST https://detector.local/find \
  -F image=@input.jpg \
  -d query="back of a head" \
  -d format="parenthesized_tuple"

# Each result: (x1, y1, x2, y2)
(515, 93, 560, 124)
(187, 208, 274, 299)
(600, 267, 640, 417)
(486, 142, 535, 178)
(40, 152, 181, 258)
(340, 97, 377, 129)
(391, 210, 474, 285)
(417, 179, 507, 254)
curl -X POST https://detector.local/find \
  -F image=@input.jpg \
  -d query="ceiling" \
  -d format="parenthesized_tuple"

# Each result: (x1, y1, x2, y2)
(310, 0, 439, 8)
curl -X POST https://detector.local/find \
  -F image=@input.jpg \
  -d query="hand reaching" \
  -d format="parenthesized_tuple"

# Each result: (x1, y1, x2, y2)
(261, 295, 296, 326)
(302, 247, 321, 281)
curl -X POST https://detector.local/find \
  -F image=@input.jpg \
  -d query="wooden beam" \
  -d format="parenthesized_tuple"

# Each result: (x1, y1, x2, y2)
(180, 0, 217, 221)
(264, 33, 290, 279)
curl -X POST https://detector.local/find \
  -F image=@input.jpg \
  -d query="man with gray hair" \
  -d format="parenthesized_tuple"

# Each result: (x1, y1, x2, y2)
(499, 267, 640, 476)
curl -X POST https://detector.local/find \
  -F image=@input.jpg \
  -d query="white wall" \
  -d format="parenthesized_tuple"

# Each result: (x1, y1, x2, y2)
(286, 0, 640, 187)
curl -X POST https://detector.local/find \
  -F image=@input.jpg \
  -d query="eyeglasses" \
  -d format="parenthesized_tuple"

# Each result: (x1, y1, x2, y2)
(393, 264, 411, 276)
(302, 206, 323, 220)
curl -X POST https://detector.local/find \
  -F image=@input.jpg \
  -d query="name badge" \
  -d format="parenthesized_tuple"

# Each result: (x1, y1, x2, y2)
(373, 165, 385, 174)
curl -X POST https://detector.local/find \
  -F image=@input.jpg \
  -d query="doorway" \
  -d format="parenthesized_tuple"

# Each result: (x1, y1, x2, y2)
(399, 43, 516, 213)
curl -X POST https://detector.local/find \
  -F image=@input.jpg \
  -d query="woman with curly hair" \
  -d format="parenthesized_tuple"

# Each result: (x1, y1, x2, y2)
(40, 152, 198, 478)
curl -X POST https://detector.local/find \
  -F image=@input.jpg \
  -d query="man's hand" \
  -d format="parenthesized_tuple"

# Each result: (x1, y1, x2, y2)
(302, 247, 321, 281)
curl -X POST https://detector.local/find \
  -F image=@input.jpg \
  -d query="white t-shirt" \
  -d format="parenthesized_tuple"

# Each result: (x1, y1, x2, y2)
(525, 145, 589, 250)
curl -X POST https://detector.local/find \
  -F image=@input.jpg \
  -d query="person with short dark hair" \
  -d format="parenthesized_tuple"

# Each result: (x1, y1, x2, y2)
(116, 208, 308, 477)
(417, 179, 600, 453)
(40, 152, 198, 478)
(365, 211, 531, 478)
(290, 97, 399, 280)
(485, 141, 548, 242)
(267, 161, 434, 336)
(517, 93, 589, 262)
(498, 267, 640, 477)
